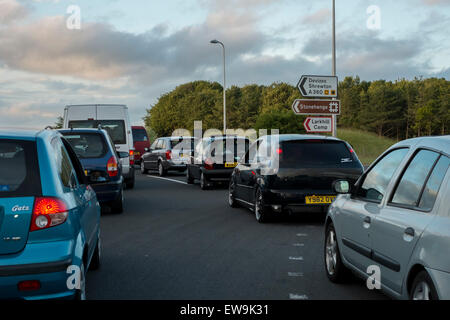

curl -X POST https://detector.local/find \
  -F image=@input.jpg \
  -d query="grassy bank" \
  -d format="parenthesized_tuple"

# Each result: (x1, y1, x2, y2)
(337, 128, 397, 166)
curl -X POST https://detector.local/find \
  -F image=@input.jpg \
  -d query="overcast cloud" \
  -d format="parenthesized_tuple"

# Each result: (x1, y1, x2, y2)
(0, 0, 448, 127)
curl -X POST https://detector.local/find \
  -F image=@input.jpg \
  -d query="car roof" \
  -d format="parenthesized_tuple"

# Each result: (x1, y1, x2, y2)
(59, 128, 105, 133)
(259, 134, 342, 142)
(0, 129, 55, 141)
(391, 135, 450, 155)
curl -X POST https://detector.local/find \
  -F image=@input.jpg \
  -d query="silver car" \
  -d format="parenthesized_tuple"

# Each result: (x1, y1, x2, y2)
(324, 135, 450, 300)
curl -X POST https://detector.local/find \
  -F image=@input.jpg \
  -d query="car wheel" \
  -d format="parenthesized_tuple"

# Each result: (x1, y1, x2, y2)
(200, 172, 209, 190)
(111, 188, 124, 214)
(324, 223, 349, 283)
(254, 188, 268, 223)
(228, 179, 238, 208)
(89, 234, 101, 271)
(186, 167, 194, 184)
(140, 161, 148, 174)
(74, 262, 86, 300)
(158, 162, 167, 177)
(410, 271, 438, 300)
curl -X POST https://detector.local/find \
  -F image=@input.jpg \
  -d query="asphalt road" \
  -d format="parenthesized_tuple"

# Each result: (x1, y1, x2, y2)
(86, 170, 387, 300)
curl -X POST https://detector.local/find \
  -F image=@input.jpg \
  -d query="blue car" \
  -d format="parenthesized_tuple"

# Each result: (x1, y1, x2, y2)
(0, 129, 101, 300)
(59, 128, 125, 213)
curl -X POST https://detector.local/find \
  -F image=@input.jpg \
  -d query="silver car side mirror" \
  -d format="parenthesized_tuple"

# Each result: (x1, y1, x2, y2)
(333, 180, 350, 194)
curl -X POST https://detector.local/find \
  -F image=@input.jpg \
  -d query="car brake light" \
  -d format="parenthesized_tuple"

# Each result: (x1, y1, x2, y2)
(276, 148, 283, 155)
(166, 150, 172, 160)
(30, 197, 68, 232)
(18, 280, 41, 291)
(204, 158, 214, 170)
(107, 156, 119, 177)
(129, 150, 135, 165)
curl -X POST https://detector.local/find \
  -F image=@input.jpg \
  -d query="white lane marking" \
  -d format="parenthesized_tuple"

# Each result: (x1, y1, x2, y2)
(289, 256, 304, 261)
(288, 272, 304, 277)
(146, 175, 188, 185)
(296, 233, 308, 237)
(289, 294, 309, 300)
(293, 243, 305, 247)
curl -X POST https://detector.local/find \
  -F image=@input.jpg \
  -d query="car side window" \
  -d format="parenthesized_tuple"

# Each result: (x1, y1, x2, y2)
(156, 139, 164, 150)
(357, 148, 409, 203)
(150, 140, 158, 150)
(51, 137, 79, 190)
(245, 141, 259, 164)
(390, 150, 440, 207)
(257, 139, 271, 162)
(418, 155, 450, 211)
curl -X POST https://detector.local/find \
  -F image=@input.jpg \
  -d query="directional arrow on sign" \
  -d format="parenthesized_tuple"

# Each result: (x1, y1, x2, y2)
(304, 118, 312, 131)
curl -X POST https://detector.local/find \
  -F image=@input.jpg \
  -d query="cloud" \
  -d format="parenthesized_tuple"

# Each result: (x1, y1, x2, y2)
(0, 0, 29, 24)
(0, 0, 448, 129)
(420, 0, 450, 5)
(302, 8, 331, 25)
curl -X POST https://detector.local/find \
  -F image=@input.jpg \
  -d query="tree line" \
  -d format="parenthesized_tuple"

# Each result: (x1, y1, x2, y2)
(141, 77, 449, 140)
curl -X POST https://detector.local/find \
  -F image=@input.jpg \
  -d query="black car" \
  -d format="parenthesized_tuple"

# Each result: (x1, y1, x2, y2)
(59, 128, 127, 213)
(228, 134, 364, 222)
(141, 136, 197, 176)
(186, 135, 250, 189)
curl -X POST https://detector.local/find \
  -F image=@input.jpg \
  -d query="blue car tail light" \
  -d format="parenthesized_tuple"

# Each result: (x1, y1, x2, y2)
(30, 197, 68, 232)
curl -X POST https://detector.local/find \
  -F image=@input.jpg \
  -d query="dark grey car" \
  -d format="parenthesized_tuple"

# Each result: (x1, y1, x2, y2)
(140, 136, 197, 176)
(324, 135, 450, 300)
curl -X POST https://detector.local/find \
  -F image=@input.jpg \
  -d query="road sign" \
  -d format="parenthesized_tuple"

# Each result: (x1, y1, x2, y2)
(292, 99, 340, 115)
(297, 75, 338, 98)
(303, 116, 333, 133)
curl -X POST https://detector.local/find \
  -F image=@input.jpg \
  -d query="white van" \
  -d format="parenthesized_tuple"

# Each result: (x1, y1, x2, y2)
(63, 104, 135, 188)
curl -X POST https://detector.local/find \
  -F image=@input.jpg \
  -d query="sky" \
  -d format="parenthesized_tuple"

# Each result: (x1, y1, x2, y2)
(0, 0, 449, 128)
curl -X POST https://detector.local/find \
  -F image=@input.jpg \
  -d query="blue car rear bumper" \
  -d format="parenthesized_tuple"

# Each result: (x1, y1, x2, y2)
(0, 240, 80, 300)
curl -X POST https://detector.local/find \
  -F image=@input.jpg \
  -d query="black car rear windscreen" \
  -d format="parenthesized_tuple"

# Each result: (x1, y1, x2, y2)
(280, 140, 357, 168)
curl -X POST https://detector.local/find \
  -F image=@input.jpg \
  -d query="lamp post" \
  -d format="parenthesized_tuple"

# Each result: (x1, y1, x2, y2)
(331, 0, 337, 137)
(210, 39, 226, 134)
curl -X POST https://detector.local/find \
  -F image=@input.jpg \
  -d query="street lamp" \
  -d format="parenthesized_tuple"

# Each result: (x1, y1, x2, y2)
(331, 0, 337, 137)
(210, 39, 226, 134)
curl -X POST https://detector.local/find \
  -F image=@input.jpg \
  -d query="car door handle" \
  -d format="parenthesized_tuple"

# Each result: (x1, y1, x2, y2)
(363, 216, 371, 229)
(404, 227, 415, 238)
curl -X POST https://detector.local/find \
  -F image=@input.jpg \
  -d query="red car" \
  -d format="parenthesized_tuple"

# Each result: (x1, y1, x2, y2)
(132, 126, 150, 165)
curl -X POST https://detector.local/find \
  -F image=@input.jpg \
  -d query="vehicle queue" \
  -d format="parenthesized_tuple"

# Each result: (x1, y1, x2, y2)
(0, 104, 449, 300)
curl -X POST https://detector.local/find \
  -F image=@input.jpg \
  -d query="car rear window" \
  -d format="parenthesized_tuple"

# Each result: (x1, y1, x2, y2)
(61, 132, 108, 159)
(0, 139, 42, 198)
(132, 128, 149, 142)
(68, 120, 126, 145)
(279, 140, 356, 168)
(208, 138, 250, 157)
